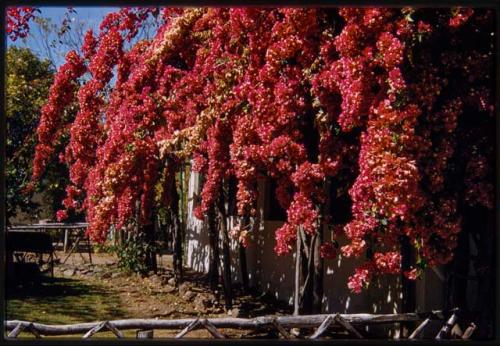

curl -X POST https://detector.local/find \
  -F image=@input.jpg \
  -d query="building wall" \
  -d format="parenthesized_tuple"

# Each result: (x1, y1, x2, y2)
(185, 169, 210, 273)
(184, 170, 446, 317)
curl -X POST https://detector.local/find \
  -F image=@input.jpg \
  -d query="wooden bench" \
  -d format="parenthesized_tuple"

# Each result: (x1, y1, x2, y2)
(6, 230, 55, 277)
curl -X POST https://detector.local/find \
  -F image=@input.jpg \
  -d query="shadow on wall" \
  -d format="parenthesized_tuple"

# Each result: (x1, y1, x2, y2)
(183, 173, 402, 313)
(185, 216, 211, 274)
(256, 221, 403, 314)
(185, 168, 210, 273)
(183, 170, 446, 329)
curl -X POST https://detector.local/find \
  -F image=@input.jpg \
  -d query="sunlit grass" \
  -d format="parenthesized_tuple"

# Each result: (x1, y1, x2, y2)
(6, 275, 125, 325)
(5, 275, 217, 339)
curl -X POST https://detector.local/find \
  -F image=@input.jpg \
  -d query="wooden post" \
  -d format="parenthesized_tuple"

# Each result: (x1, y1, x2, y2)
(401, 235, 416, 337)
(86, 232, 92, 264)
(151, 215, 159, 272)
(301, 232, 316, 314)
(136, 329, 154, 338)
(83, 321, 124, 339)
(435, 311, 458, 340)
(8, 323, 25, 338)
(218, 187, 233, 310)
(462, 323, 476, 339)
(173, 215, 183, 283)
(61, 236, 81, 265)
(171, 173, 183, 284)
(238, 244, 249, 292)
(63, 229, 69, 252)
(312, 179, 329, 314)
(293, 228, 302, 316)
(176, 319, 200, 338)
(312, 225, 324, 314)
(408, 317, 430, 339)
(447, 229, 469, 312)
(179, 162, 187, 273)
(239, 216, 250, 293)
(207, 206, 219, 291)
(309, 315, 334, 339)
(143, 222, 157, 273)
(271, 318, 294, 339)
(451, 323, 463, 338)
(201, 319, 226, 339)
(50, 253, 54, 277)
(334, 314, 363, 339)
(118, 228, 124, 247)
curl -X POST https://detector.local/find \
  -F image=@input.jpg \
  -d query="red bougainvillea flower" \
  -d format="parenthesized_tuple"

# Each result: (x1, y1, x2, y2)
(30, 7, 494, 293)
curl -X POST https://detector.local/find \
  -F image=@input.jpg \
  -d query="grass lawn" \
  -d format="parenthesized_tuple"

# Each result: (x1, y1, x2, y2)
(7, 275, 126, 324)
(5, 274, 219, 339)
(6, 274, 134, 338)
(4, 254, 291, 339)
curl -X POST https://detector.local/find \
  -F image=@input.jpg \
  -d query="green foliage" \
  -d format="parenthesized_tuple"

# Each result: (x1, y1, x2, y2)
(6, 47, 53, 222)
(111, 232, 157, 275)
(6, 46, 78, 224)
(92, 242, 114, 254)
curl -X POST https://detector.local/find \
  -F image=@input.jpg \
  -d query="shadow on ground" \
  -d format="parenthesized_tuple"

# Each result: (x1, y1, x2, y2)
(179, 269, 293, 318)
(6, 274, 126, 324)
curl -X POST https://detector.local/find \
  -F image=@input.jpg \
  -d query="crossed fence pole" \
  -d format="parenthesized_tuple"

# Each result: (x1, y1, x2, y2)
(5, 309, 476, 340)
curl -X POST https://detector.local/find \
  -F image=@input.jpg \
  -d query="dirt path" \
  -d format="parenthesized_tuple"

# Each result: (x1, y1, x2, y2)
(14, 250, 293, 338)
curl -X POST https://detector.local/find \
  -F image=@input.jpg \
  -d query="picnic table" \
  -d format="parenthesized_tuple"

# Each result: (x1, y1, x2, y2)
(7, 223, 92, 268)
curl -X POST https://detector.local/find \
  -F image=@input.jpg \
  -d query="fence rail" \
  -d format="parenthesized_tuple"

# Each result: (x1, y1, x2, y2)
(5, 309, 476, 340)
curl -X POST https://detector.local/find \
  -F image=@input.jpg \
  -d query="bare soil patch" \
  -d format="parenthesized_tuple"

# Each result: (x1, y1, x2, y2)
(8, 249, 292, 339)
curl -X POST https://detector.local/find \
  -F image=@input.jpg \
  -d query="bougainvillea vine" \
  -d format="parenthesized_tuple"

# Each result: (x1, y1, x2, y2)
(28, 7, 494, 293)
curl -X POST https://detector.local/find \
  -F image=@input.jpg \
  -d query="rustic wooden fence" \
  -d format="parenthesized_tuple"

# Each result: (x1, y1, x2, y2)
(5, 309, 477, 340)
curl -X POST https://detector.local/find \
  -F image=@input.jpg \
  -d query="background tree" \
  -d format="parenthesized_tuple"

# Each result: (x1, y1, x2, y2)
(6, 46, 76, 224)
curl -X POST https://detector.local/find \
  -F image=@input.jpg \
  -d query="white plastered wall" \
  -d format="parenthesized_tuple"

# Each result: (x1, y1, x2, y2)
(184, 169, 445, 319)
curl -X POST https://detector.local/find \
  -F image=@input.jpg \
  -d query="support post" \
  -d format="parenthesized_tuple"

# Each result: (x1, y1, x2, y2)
(309, 315, 334, 339)
(271, 318, 294, 339)
(312, 229, 323, 314)
(86, 232, 92, 264)
(218, 188, 233, 310)
(207, 206, 219, 291)
(293, 228, 302, 316)
(462, 323, 476, 339)
(63, 229, 69, 252)
(137, 329, 154, 338)
(435, 311, 458, 340)
(176, 319, 201, 338)
(239, 216, 250, 293)
(409, 317, 430, 339)
(401, 235, 416, 337)
(171, 172, 183, 284)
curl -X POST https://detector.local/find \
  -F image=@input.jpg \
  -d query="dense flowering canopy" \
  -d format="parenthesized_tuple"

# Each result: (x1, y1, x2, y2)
(28, 7, 495, 293)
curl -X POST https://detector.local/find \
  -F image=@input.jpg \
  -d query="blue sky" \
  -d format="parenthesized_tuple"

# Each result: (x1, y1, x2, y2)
(8, 7, 120, 68)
